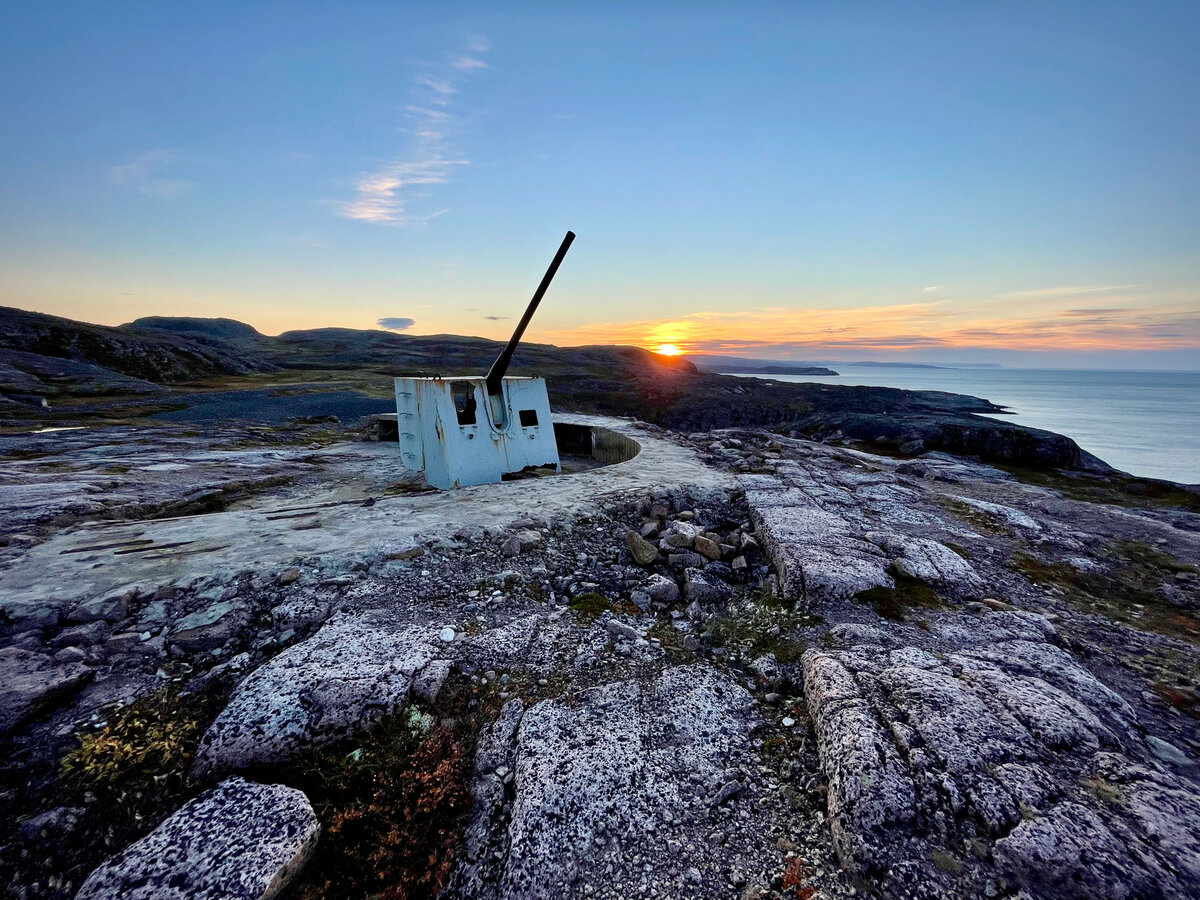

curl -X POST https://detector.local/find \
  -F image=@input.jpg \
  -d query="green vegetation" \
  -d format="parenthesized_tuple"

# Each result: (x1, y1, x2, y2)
(61, 690, 208, 789)
(931, 848, 964, 875)
(645, 618, 690, 661)
(287, 670, 569, 898)
(855, 570, 945, 621)
(997, 464, 1200, 514)
(702, 616, 806, 663)
(1083, 775, 1125, 807)
(38, 687, 229, 885)
(569, 592, 612, 620)
(1011, 539, 1199, 643)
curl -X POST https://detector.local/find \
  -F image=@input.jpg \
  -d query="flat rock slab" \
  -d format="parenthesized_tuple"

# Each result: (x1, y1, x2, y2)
(193, 616, 444, 777)
(452, 665, 779, 899)
(76, 776, 319, 900)
(0, 647, 92, 735)
(802, 613, 1200, 899)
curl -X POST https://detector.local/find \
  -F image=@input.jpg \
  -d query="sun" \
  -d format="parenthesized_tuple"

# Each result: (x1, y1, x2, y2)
(654, 343, 683, 356)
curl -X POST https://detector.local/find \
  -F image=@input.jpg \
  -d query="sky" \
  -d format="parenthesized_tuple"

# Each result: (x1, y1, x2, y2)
(1, 1, 1198, 368)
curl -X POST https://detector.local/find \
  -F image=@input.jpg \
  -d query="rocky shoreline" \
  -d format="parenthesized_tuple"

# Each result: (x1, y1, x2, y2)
(1, 413, 1198, 899)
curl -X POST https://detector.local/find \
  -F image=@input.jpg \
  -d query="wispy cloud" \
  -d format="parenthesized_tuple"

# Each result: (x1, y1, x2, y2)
(378, 317, 416, 331)
(1001, 285, 1136, 299)
(485, 315, 510, 321)
(451, 55, 487, 71)
(341, 38, 488, 225)
(109, 150, 194, 199)
(922, 285, 940, 293)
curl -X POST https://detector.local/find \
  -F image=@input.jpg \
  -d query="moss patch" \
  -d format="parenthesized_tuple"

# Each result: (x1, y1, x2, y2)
(998, 464, 1200, 514)
(569, 592, 612, 620)
(1011, 541, 1199, 643)
(702, 617, 806, 663)
(931, 848, 964, 875)
(855, 571, 945, 622)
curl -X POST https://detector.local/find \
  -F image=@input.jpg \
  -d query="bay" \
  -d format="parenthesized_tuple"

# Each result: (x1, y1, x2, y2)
(732, 366, 1200, 485)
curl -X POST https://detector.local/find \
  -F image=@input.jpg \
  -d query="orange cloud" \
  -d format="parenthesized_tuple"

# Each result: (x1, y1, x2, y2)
(538, 300, 1200, 355)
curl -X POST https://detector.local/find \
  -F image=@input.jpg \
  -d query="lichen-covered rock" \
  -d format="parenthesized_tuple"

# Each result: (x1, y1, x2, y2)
(449, 665, 778, 899)
(866, 532, 983, 592)
(752, 505, 892, 603)
(193, 616, 443, 776)
(802, 632, 1200, 898)
(682, 567, 729, 604)
(0, 647, 92, 735)
(75, 776, 319, 900)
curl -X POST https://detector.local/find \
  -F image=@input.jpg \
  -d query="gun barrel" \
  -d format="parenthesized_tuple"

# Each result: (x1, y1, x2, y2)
(486, 230, 575, 397)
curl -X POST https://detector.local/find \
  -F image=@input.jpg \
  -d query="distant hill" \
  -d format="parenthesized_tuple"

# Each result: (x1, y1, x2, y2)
(128, 316, 264, 342)
(0, 306, 1092, 470)
(699, 363, 838, 376)
(0, 307, 275, 404)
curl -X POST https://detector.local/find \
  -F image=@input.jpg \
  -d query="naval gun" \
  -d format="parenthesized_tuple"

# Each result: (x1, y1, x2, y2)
(393, 231, 575, 489)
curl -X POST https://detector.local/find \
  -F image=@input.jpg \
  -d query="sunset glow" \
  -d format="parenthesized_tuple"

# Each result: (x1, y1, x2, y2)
(0, 5, 1196, 369)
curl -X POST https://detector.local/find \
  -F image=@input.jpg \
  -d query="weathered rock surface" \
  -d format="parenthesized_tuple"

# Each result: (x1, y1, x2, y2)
(449, 665, 779, 899)
(193, 616, 445, 776)
(170, 599, 250, 652)
(802, 618, 1200, 899)
(75, 776, 319, 900)
(0, 647, 92, 735)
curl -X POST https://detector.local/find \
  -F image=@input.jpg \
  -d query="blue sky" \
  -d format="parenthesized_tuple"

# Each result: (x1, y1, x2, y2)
(1, 1, 1198, 367)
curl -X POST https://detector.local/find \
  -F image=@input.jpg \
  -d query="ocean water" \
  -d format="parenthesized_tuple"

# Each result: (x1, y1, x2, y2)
(732, 367, 1200, 485)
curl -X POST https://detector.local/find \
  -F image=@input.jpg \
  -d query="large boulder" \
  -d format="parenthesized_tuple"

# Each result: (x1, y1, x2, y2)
(0, 647, 92, 735)
(75, 776, 319, 900)
(193, 616, 444, 776)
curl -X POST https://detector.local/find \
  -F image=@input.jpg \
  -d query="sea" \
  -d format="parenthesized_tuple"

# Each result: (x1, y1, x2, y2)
(730, 367, 1200, 485)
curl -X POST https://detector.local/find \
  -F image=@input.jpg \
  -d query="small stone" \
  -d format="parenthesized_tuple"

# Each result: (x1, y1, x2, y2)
(644, 574, 681, 605)
(684, 569, 729, 605)
(65, 593, 128, 625)
(981, 597, 1017, 612)
(439, 626, 457, 643)
(694, 535, 722, 561)
(171, 600, 249, 652)
(53, 646, 88, 665)
(663, 522, 700, 548)
(782, 717, 795, 727)
(607, 620, 639, 642)
(278, 568, 302, 585)
(626, 531, 660, 567)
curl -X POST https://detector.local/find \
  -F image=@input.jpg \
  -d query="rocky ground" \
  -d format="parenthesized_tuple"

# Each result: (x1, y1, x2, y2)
(1, 413, 1198, 899)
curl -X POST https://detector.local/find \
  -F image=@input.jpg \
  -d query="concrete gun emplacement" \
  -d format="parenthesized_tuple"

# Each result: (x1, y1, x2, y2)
(393, 231, 576, 489)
